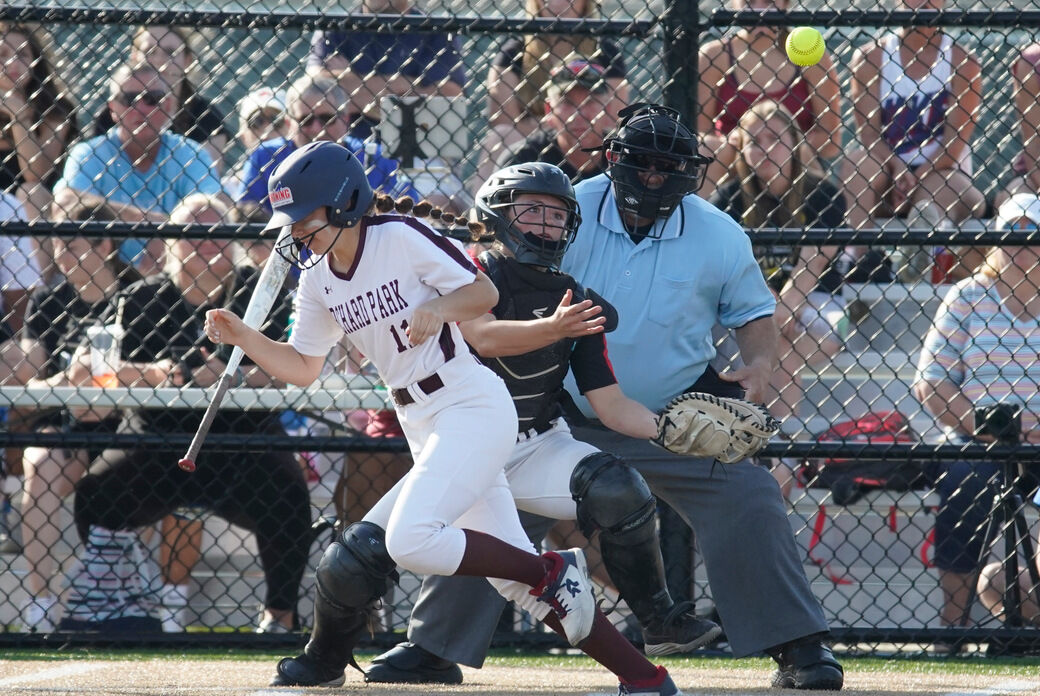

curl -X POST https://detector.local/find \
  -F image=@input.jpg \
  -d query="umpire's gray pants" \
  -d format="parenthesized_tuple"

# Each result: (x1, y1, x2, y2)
(406, 425, 828, 665)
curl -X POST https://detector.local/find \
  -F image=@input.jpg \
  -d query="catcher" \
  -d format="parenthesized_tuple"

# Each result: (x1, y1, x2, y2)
(365, 163, 775, 688)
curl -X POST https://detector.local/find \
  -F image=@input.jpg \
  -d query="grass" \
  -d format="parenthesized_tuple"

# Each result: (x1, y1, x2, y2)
(2, 647, 1040, 678)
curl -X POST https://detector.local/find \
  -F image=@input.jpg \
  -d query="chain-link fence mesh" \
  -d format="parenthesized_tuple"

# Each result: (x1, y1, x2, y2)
(0, 0, 1038, 656)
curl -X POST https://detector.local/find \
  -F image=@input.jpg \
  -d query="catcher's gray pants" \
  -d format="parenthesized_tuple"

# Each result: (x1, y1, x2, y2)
(405, 424, 828, 666)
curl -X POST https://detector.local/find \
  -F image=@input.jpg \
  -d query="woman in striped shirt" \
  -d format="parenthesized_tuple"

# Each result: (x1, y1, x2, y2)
(914, 193, 1040, 639)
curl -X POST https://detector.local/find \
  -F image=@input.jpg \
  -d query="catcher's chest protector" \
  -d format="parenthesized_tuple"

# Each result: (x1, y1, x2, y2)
(478, 250, 578, 423)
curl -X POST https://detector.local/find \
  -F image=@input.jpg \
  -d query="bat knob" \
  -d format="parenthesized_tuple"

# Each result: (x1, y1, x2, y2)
(177, 458, 196, 473)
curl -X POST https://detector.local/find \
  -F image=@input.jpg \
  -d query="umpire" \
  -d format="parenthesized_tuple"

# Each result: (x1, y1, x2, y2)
(367, 104, 843, 690)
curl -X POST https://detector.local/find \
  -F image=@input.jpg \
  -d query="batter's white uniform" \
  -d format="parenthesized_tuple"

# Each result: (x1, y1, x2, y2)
(289, 214, 552, 620)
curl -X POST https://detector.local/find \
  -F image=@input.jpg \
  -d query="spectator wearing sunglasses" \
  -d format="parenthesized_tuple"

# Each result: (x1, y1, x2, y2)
(237, 74, 417, 211)
(52, 62, 222, 275)
(92, 27, 232, 175)
(223, 87, 288, 202)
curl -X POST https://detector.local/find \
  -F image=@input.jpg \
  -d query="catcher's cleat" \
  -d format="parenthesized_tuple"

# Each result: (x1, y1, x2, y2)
(364, 641, 464, 684)
(530, 548, 595, 646)
(642, 601, 722, 657)
(617, 665, 685, 695)
(269, 654, 347, 687)
(770, 639, 844, 690)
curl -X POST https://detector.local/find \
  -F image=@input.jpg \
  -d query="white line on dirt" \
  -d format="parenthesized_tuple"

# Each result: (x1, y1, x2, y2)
(0, 663, 105, 686)
(943, 679, 1040, 696)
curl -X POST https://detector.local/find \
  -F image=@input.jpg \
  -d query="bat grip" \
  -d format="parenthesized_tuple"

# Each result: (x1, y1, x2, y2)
(178, 372, 233, 472)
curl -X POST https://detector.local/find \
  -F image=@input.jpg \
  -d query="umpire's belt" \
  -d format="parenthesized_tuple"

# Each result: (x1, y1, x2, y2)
(390, 373, 445, 407)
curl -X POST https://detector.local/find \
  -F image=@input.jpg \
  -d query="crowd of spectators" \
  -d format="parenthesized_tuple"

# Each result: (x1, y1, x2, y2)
(0, 0, 1038, 645)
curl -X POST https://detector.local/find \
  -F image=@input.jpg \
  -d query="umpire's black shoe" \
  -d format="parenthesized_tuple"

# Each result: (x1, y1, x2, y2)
(642, 601, 723, 657)
(770, 637, 844, 690)
(270, 654, 346, 687)
(364, 641, 463, 684)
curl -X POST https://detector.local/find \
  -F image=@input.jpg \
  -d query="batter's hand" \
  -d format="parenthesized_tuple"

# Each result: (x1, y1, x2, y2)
(205, 309, 247, 347)
(548, 289, 605, 340)
(718, 361, 772, 403)
(406, 304, 445, 346)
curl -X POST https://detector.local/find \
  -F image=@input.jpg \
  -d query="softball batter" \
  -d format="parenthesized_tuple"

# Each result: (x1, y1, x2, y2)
(204, 142, 680, 694)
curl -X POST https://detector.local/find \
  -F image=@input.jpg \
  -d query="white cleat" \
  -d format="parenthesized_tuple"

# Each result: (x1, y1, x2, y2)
(531, 547, 595, 646)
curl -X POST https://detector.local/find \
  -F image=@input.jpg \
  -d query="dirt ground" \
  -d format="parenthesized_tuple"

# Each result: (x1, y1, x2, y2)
(1, 659, 1039, 696)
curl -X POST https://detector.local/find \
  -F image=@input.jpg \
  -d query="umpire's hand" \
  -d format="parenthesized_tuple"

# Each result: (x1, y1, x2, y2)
(718, 359, 772, 403)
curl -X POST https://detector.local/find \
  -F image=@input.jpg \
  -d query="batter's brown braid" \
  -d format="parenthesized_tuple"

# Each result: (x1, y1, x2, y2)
(371, 193, 486, 239)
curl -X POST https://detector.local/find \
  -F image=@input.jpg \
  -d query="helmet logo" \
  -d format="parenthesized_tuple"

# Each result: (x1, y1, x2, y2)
(270, 187, 294, 208)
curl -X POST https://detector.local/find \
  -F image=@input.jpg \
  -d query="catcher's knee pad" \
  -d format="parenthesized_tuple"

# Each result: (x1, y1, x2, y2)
(315, 521, 398, 614)
(570, 452, 657, 545)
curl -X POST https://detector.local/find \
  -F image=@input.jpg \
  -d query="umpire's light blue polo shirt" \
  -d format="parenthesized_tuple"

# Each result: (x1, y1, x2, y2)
(561, 175, 775, 415)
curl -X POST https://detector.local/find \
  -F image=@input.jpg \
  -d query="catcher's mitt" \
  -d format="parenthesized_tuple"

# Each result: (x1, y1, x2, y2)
(652, 392, 781, 463)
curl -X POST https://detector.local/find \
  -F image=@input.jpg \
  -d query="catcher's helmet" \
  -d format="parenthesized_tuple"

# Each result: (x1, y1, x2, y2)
(602, 103, 712, 228)
(265, 141, 374, 268)
(475, 162, 581, 269)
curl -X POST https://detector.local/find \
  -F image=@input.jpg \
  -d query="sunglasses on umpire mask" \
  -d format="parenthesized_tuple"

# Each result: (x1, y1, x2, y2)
(115, 90, 167, 108)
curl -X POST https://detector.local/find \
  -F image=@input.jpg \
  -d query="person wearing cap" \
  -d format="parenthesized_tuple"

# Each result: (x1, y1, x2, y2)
(501, 58, 627, 184)
(223, 87, 288, 201)
(914, 192, 1040, 645)
(238, 87, 288, 152)
(238, 74, 418, 210)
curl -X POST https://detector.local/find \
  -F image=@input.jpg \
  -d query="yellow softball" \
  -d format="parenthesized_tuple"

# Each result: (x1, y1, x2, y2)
(785, 26, 825, 67)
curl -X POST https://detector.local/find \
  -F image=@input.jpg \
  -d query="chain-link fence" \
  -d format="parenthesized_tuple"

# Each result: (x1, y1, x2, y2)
(0, 0, 1038, 657)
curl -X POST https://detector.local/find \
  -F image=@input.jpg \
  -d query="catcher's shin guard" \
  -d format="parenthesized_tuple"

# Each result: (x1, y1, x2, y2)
(305, 521, 398, 672)
(570, 453, 673, 624)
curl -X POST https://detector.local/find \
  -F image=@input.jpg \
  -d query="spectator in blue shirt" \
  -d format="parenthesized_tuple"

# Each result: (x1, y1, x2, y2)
(238, 75, 417, 209)
(306, 0, 465, 141)
(53, 62, 222, 274)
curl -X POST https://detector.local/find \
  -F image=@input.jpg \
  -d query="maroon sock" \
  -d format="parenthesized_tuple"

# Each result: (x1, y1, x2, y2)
(453, 529, 551, 586)
(542, 611, 660, 683)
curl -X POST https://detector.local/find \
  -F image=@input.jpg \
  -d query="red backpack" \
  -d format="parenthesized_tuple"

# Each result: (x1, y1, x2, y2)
(799, 411, 925, 504)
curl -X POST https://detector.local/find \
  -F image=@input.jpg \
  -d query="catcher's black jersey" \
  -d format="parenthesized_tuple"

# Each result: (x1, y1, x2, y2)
(477, 250, 616, 433)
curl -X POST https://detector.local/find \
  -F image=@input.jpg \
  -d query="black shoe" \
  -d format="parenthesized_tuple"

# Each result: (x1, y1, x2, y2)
(771, 639, 844, 690)
(270, 654, 346, 687)
(642, 602, 723, 657)
(364, 641, 463, 684)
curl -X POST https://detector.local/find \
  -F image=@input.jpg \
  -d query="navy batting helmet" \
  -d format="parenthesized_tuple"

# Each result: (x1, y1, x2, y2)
(475, 162, 580, 269)
(266, 141, 374, 268)
(603, 103, 712, 228)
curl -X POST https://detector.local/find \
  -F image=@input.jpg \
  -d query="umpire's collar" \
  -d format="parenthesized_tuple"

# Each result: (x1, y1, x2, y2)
(594, 184, 686, 242)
